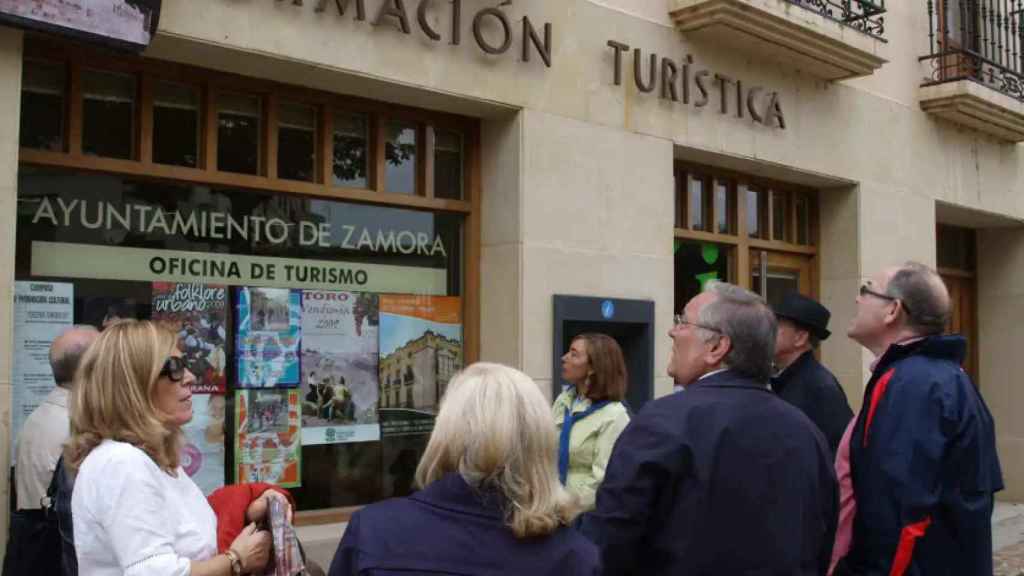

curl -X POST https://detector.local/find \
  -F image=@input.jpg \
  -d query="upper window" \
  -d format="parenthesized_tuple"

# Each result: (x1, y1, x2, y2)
(20, 59, 65, 152)
(82, 69, 136, 160)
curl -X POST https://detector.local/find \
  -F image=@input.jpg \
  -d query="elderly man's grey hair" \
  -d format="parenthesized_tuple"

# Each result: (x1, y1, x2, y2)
(887, 261, 950, 335)
(696, 281, 777, 382)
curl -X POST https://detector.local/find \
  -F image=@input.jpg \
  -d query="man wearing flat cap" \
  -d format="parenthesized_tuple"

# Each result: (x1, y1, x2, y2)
(771, 292, 852, 455)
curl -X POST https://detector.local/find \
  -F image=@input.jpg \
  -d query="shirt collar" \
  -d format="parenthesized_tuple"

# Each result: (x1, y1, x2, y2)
(869, 336, 927, 372)
(411, 472, 505, 520)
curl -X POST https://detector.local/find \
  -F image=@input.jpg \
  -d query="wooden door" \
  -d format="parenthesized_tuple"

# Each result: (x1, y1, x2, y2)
(941, 273, 979, 385)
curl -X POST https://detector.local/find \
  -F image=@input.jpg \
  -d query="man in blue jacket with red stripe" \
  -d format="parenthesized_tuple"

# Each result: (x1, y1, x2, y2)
(837, 262, 1002, 576)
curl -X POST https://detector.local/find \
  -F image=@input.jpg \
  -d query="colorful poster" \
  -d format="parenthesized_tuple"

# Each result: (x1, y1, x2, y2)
(301, 291, 380, 445)
(235, 389, 301, 487)
(236, 287, 301, 388)
(378, 296, 463, 437)
(152, 282, 228, 394)
(12, 281, 74, 459)
(181, 394, 226, 495)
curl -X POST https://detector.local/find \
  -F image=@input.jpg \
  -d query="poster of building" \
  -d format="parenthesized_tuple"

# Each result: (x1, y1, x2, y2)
(236, 287, 301, 388)
(152, 282, 228, 394)
(235, 389, 301, 487)
(378, 295, 463, 437)
(11, 281, 74, 458)
(301, 290, 380, 445)
(181, 394, 226, 495)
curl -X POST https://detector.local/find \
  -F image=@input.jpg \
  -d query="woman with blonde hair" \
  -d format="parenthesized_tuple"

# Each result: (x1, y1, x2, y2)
(328, 362, 599, 576)
(66, 320, 273, 576)
(554, 333, 631, 510)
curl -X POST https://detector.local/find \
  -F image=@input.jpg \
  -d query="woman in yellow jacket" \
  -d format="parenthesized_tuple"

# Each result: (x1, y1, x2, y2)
(553, 333, 631, 511)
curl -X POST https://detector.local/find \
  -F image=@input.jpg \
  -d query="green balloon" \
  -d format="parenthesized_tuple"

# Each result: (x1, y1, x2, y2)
(701, 243, 720, 265)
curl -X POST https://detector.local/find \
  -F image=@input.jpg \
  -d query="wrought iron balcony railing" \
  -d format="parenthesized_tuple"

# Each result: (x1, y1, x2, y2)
(781, 0, 887, 40)
(921, 0, 1024, 102)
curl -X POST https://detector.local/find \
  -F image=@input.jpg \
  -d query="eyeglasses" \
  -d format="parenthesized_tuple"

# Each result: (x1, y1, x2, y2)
(159, 356, 187, 382)
(673, 314, 723, 335)
(859, 283, 913, 317)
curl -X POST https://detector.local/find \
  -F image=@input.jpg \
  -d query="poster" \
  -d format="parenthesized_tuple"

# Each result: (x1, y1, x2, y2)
(0, 0, 161, 51)
(301, 291, 381, 445)
(152, 282, 228, 394)
(378, 295, 463, 437)
(236, 287, 301, 388)
(235, 389, 301, 487)
(12, 281, 74, 458)
(181, 394, 226, 495)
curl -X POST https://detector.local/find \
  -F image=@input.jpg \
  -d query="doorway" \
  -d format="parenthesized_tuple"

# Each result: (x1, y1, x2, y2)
(937, 224, 979, 385)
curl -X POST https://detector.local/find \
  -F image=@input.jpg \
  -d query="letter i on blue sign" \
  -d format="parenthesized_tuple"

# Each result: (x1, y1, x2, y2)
(601, 300, 615, 320)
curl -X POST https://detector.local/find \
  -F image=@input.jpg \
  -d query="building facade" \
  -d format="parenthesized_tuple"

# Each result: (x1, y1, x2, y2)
(1, 0, 1024, 554)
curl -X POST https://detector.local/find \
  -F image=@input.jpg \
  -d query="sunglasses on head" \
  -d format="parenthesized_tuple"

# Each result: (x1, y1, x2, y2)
(159, 356, 187, 382)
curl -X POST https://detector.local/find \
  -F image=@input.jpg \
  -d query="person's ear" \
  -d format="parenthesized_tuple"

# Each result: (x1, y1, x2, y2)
(706, 335, 731, 366)
(793, 328, 811, 349)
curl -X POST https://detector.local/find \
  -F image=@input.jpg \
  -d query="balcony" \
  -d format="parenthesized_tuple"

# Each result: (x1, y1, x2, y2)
(918, 0, 1024, 142)
(668, 0, 888, 80)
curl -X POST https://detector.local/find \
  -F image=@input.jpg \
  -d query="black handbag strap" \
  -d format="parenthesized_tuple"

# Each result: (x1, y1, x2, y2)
(43, 456, 64, 511)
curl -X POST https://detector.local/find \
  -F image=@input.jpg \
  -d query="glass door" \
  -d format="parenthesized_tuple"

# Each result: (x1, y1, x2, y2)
(750, 250, 813, 308)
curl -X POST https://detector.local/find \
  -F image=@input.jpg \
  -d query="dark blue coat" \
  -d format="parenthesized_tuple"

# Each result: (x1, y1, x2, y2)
(328, 472, 600, 576)
(580, 370, 838, 576)
(844, 335, 1003, 576)
(772, 350, 854, 455)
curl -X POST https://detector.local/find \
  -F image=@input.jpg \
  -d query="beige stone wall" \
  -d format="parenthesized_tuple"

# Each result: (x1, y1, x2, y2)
(150, 0, 1024, 223)
(978, 228, 1024, 501)
(516, 109, 676, 399)
(0, 26, 21, 565)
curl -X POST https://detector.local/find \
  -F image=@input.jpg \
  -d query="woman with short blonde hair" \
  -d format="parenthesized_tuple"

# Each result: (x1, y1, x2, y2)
(329, 362, 599, 576)
(67, 320, 272, 576)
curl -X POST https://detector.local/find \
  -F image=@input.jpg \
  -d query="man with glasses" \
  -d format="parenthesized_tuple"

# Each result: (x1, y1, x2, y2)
(835, 262, 1002, 576)
(581, 281, 837, 575)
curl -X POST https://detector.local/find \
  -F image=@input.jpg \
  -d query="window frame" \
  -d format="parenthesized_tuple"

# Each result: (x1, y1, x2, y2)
(674, 162, 819, 293)
(18, 37, 483, 527)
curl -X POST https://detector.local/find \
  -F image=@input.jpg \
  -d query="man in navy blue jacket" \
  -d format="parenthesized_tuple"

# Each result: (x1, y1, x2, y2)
(837, 262, 1002, 576)
(581, 281, 837, 575)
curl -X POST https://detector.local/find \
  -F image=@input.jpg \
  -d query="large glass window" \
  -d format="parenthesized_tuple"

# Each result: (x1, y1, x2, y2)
(674, 163, 818, 300)
(15, 167, 464, 511)
(153, 81, 200, 168)
(674, 240, 731, 314)
(82, 69, 136, 159)
(20, 60, 65, 152)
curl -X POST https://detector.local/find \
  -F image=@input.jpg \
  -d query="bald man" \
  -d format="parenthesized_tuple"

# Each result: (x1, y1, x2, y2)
(15, 325, 98, 510)
(835, 263, 1002, 576)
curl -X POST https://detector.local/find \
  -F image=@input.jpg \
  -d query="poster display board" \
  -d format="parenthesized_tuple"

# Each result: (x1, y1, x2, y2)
(378, 295, 463, 437)
(152, 282, 228, 394)
(235, 389, 301, 487)
(236, 287, 301, 388)
(301, 290, 381, 445)
(12, 281, 74, 458)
